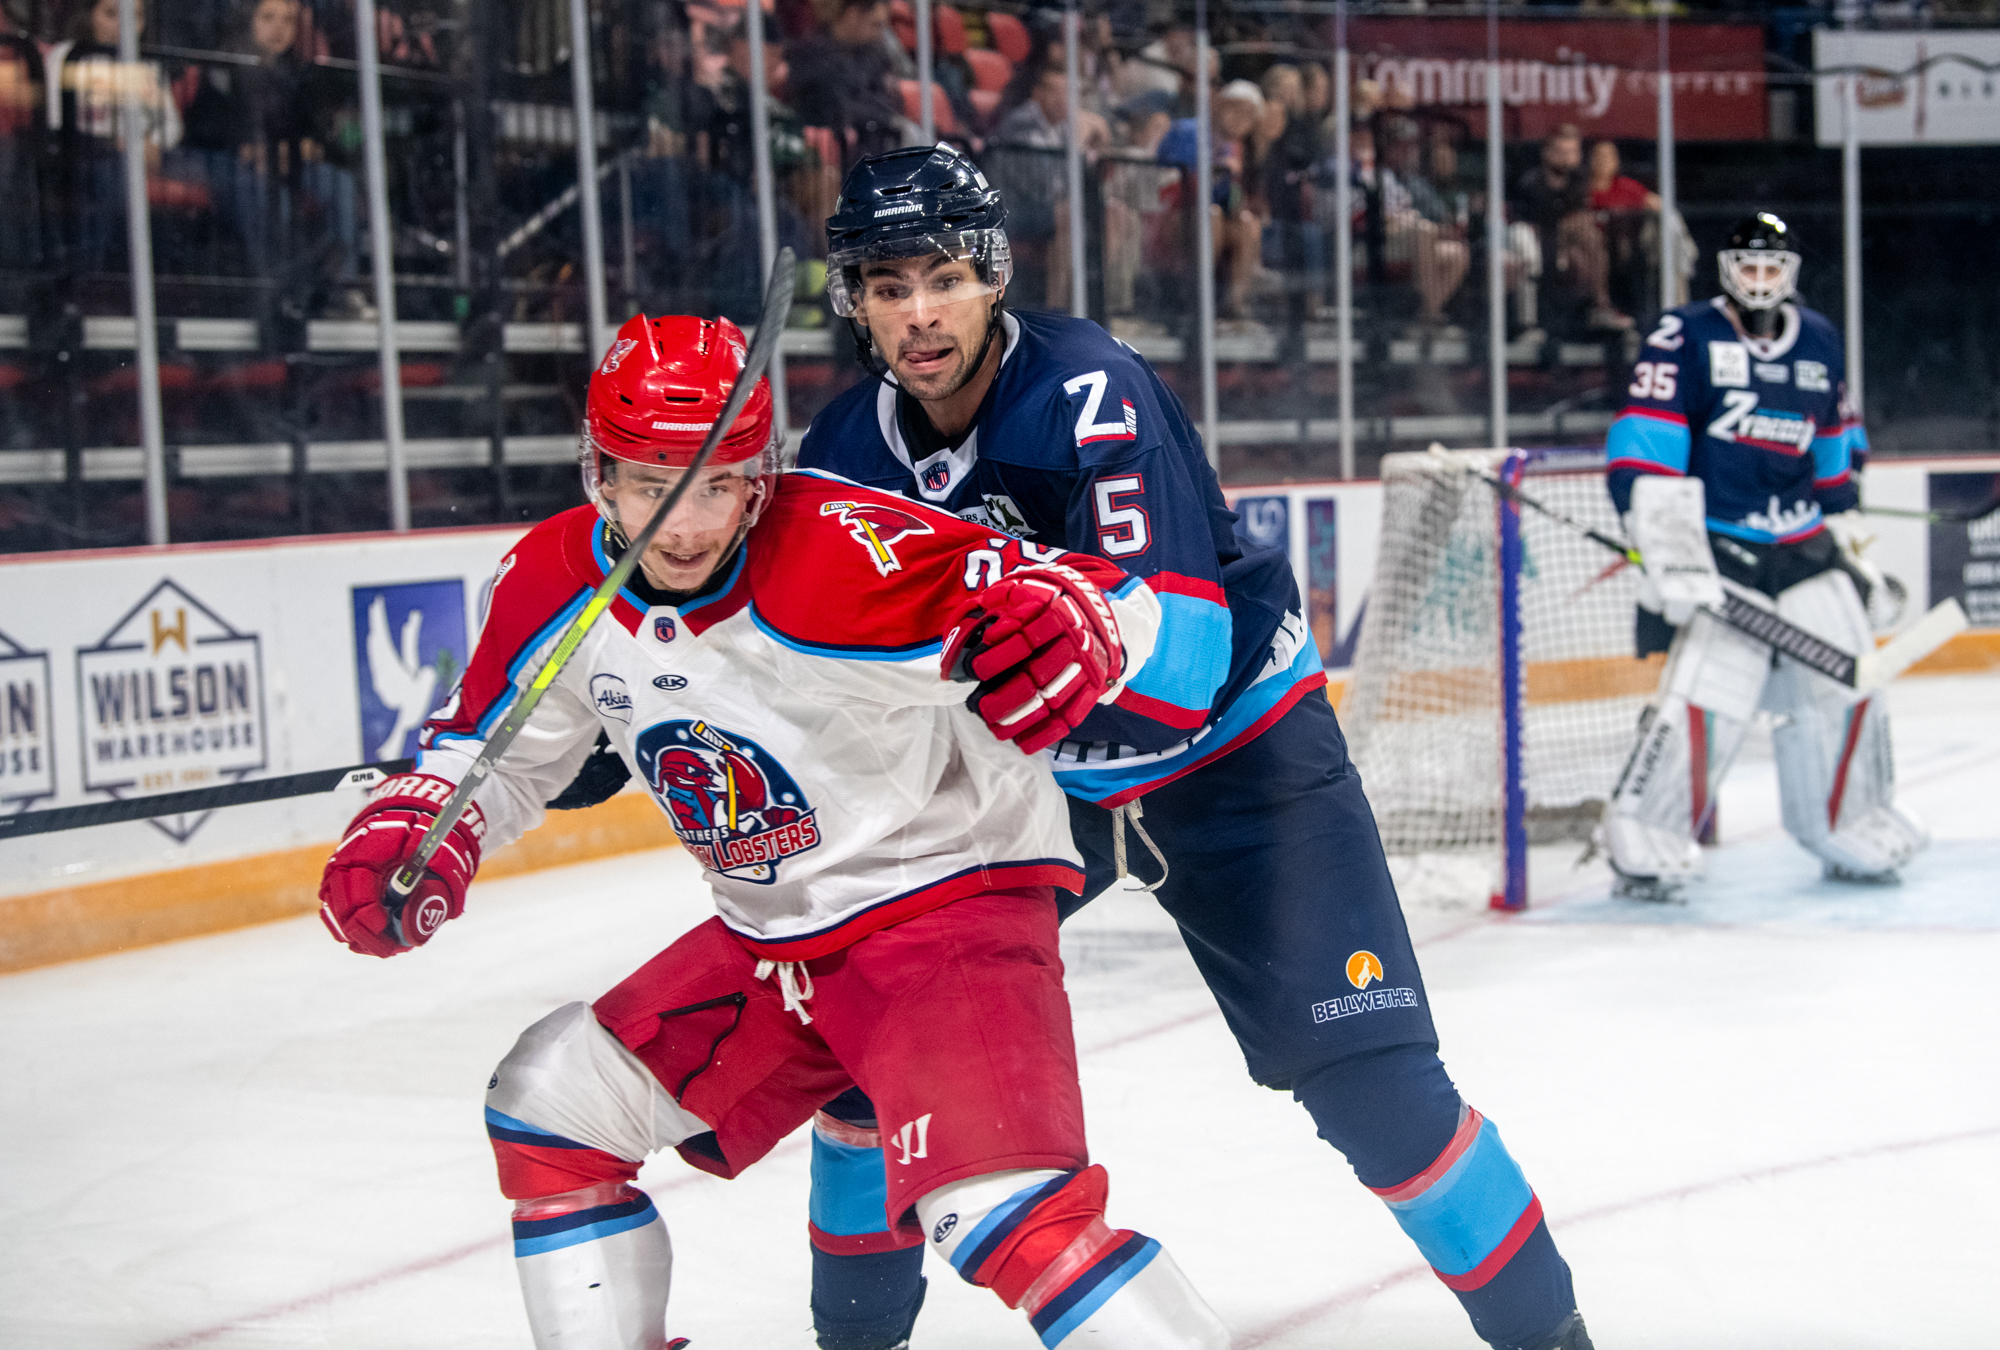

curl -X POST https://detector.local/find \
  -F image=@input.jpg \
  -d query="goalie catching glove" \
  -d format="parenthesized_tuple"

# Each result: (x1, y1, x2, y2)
(943, 562, 1125, 755)
(319, 774, 486, 957)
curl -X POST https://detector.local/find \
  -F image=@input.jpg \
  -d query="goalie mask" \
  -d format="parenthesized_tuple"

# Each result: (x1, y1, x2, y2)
(580, 313, 779, 553)
(1717, 212, 1801, 338)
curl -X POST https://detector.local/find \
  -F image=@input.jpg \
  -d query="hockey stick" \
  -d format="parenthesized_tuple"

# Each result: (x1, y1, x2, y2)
(0, 760, 412, 841)
(382, 250, 798, 929)
(1426, 447, 1967, 693)
(1861, 496, 2000, 525)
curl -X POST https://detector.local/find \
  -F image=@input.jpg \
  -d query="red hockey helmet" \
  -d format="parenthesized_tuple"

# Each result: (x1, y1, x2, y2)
(580, 313, 779, 526)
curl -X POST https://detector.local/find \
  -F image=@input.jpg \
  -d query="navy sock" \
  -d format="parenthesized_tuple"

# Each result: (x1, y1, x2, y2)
(1294, 1044, 1577, 1349)
(810, 1245, 926, 1350)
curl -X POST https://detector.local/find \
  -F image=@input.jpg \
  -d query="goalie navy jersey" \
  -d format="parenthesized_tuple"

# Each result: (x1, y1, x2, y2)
(798, 309, 1324, 807)
(1605, 297, 1865, 545)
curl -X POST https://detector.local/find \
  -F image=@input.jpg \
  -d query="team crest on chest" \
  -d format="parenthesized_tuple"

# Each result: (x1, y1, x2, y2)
(819, 500, 936, 576)
(635, 719, 819, 883)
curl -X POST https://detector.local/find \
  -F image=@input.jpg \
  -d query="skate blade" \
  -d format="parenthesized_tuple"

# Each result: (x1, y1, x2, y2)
(1612, 874, 1688, 904)
(1824, 864, 1902, 886)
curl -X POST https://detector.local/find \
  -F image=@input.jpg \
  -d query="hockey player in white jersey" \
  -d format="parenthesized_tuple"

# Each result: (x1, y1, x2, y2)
(1602, 212, 1927, 898)
(316, 312, 1234, 1350)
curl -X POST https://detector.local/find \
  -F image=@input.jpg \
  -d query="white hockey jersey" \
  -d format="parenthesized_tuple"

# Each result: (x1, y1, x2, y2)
(414, 469, 1161, 960)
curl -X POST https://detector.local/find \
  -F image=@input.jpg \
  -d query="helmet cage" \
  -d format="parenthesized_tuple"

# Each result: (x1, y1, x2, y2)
(1718, 248, 1800, 312)
(827, 229, 1014, 318)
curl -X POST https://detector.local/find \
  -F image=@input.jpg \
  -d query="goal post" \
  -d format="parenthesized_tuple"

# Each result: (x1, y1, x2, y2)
(1341, 447, 1663, 909)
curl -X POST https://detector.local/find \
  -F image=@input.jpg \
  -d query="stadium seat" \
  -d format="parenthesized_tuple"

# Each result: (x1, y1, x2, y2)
(897, 79, 959, 137)
(964, 46, 1011, 93)
(935, 5, 967, 56)
(986, 10, 1030, 65)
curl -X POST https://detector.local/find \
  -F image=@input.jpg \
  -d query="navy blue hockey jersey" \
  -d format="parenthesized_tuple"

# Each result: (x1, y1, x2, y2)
(796, 310, 1323, 806)
(1605, 298, 1866, 545)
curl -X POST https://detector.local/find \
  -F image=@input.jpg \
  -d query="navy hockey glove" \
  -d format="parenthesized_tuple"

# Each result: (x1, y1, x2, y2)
(943, 562, 1124, 755)
(319, 774, 486, 957)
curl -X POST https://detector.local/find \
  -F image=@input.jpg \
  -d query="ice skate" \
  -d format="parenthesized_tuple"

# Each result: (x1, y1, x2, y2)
(1515, 1311, 1596, 1350)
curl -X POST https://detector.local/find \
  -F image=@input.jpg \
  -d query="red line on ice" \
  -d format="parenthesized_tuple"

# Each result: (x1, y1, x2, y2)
(1235, 1122, 2000, 1348)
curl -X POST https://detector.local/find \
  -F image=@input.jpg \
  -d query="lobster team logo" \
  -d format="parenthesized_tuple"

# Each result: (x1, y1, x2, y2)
(819, 500, 936, 576)
(1346, 950, 1384, 990)
(634, 718, 819, 883)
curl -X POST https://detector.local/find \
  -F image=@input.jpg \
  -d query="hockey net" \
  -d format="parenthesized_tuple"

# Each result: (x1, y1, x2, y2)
(1340, 449, 1663, 906)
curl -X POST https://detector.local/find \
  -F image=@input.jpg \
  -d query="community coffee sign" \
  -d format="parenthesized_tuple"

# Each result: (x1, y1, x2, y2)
(1349, 18, 1768, 141)
(75, 579, 268, 811)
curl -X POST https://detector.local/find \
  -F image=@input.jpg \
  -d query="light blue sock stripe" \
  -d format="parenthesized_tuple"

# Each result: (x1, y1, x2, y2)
(513, 1200, 659, 1258)
(1382, 1119, 1534, 1277)
(947, 1181, 1054, 1280)
(1037, 1238, 1160, 1347)
(809, 1131, 891, 1236)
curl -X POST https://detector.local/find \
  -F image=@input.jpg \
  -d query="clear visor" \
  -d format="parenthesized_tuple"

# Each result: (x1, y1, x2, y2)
(826, 230, 1013, 318)
(1718, 249, 1800, 311)
(579, 427, 779, 532)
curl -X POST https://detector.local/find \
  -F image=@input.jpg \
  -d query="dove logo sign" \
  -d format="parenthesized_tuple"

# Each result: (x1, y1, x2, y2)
(351, 581, 467, 761)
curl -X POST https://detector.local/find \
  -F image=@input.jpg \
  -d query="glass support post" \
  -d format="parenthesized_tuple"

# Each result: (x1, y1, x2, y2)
(354, 0, 410, 530)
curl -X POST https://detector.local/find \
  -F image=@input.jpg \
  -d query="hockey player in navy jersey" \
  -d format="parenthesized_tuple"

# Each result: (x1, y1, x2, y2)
(794, 144, 1593, 1350)
(317, 313, 1243, 1350)
(1601, 212, 1927, 899)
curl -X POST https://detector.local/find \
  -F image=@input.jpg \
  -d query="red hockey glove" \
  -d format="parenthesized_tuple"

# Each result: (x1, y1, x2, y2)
(943, 562, 1125, 755)
(319, 774, 486, 958)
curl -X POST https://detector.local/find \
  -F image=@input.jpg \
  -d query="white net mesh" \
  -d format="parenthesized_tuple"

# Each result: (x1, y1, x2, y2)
(1342, 450, 1661, 875)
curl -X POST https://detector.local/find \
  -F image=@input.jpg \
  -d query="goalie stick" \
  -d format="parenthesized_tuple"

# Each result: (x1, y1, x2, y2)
(382, 249, 797, 932)
(1860, 496, 2000, 525)
(1426, 446, 1967, 694)
(0, 760, 412, 840)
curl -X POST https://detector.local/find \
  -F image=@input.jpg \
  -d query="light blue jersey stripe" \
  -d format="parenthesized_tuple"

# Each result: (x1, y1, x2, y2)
(1121, 591, 1229, 713)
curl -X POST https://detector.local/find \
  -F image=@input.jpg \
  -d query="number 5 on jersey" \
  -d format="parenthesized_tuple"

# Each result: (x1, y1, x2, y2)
(1092, 475, 1150, 557)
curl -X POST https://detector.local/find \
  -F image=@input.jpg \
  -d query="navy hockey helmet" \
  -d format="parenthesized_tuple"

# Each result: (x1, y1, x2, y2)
(824, 144, 1013, 318)
(1717, 211, 1801, 314)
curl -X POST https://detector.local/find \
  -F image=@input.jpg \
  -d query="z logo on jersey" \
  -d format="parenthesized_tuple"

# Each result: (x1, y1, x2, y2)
(635, 719, 819, 883)
(820, 501, 936, 576)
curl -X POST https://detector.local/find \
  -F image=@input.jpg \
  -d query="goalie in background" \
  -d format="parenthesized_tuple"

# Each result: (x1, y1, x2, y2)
(1601, 211, 1927, 900)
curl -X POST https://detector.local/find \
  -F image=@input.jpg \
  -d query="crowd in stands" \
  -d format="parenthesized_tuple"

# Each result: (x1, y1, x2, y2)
(0, 0, 1695, 350)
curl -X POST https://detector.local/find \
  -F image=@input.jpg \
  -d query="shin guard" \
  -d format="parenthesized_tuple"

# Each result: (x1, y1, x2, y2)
(1603, 609, 1768, 883)
(1767, 570, 1928, 876)
(513, 1182, 672, 1350)
(487, 1002, 709, 1350)
(915, 1167, 1228, 1349)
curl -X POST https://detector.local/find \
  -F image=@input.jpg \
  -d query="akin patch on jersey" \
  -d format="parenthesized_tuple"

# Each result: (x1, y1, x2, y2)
(635, 718, 819, 883)
(819, 500, 936, 576)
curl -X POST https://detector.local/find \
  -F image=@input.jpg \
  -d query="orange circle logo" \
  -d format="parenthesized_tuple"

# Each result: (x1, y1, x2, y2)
(1346, 950, 1384, 990)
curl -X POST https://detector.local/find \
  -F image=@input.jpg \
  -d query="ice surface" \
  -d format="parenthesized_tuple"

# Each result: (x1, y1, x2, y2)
(2, 675, 1996, 1349)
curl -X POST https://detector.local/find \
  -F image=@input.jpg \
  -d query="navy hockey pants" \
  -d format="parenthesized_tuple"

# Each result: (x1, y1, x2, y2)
(808, 694, 1577, 1349)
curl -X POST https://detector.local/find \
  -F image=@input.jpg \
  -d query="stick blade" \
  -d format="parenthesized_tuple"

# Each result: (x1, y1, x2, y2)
(1856, 598, 1969, 693)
